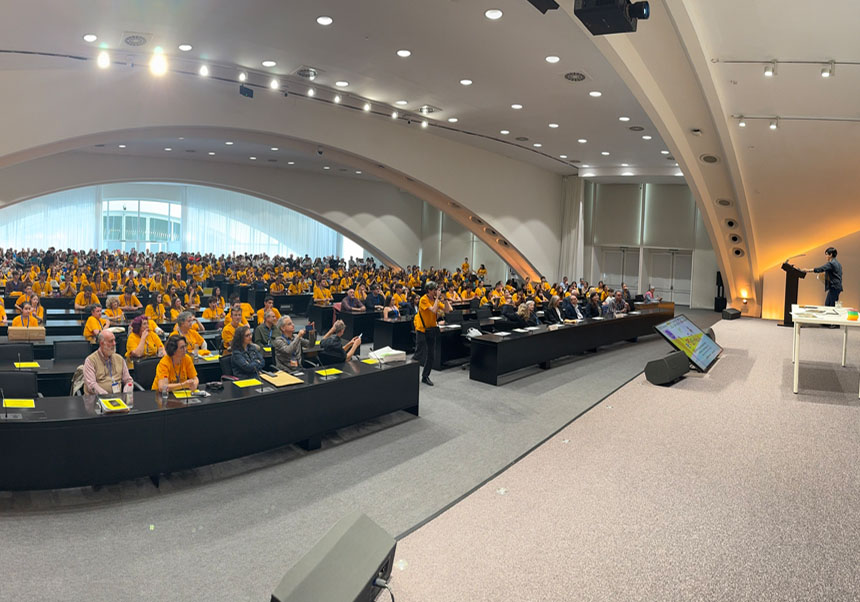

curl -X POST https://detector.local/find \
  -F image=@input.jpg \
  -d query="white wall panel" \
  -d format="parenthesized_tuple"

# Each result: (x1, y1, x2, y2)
(643, 184, 696, 249)
(593, 184, 642, 247)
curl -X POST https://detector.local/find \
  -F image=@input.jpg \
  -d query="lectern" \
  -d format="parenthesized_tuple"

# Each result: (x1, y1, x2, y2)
(779, 261, 806, 327)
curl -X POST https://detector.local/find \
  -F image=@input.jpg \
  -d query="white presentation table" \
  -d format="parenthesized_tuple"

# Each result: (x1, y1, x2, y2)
(791, 304, 860, 397)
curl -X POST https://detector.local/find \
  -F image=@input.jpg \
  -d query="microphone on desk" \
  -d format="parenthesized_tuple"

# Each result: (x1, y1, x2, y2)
(17, 353, 21, 371)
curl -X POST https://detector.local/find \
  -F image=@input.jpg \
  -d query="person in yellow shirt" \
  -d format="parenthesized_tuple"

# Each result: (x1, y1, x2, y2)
(59, 278, 77, 297)
(269, 277, 285, 294)
(125, 315, 165, 367)
(202, 296, 226, 322)
(104, 296, 125, 322)
(313, 280, 333, 303)
(152, 335, 198, 392)
(75, 285, 101, 311)
(391, 284, 408, 307)
(32, 273, 52, 297)
(145, 296, 167, 322)
(0, 302, 6, 325)
(83, 304, 110, 342)
(221, 306, 243, 351)
(413, 281, 452, 386)
(476, 264, 487, 281)
(461, 258, 470, 273)
(172, 311, 207, 353)
(184, 284, 202, 310)
(12, 301, 40, 328)
(287, 277, 303, 295)
(119, 286, 142, 312)
(256, 296, 282, 323)
(15, 285, 35, 311)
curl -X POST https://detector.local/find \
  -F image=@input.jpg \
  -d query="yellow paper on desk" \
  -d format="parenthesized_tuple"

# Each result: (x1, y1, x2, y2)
(172, 390, 202, 399)
(316, 368, 343, 376)
(233, 378, 262, 387)
(3, 398, 35, 408)
(315, 340, 321, 345)
(100, 397, 129, 411)
(361, 358, 380, 365)
(13, 361, 40, 368)
(200, 354, 220, 362)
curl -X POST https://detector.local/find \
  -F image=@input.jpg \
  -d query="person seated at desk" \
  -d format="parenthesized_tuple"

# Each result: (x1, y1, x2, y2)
(126, 315, 165, 366)
(14, 285, 34, 311)
(0, 303, 6, 326)
(144, 296, 166, 322)
(83, 330, 134, 395)
(230, 325, 265, 379)
(119, 286, 143, 312)
(74, 284, 101, 311)
(320, 320, 361, 362)
(313, 279, 334, 304)
(172, 311, 207, 353)
(153, 334, 199, 393)
(621, 283, 634, 307)
(643, 286, 662, 303)
(340, 288, 366, 312)
(184, 284, 202, 310)
(544, 295, 564, 324)
(584, 291, 603, 318)
(525, 300, 540, 326)
(28, 294, 45, 326)
(167, 296, 184, 323)
(273, 315, 316, 371)
(202, 295, 226, 323)
(83, 304, 110, 342)
(211, 286, 226, 310)
(104, 296, 124, 322)
(383, 295, 401, 319)
(269, 276, 286, 294)
(604, 290, 629, 316)
(253, 310, 278, 347)
(562, 293, 585, 320)
(228, 293, 255, 322)
(58, 278, 77, 297)
(12, 301, 40, 328)
(32, 272, 52, 297)
(365, 284, 385, 310)
(221, 305, 243, 351)
(256, 295, 282, 323)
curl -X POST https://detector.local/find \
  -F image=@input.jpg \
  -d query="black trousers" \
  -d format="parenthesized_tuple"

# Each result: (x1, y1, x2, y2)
(825, 288, 841, 307)
(415, 329, 436, 379)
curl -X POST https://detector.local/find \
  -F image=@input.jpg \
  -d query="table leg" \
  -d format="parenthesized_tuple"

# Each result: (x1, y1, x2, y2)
(792, 321, 798, 363)
(843, 325, 848, 367)
(793, 321, 800, 394)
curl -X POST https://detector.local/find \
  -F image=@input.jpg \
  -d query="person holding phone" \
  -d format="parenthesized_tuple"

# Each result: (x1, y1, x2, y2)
(273, 316, 316, 370)
(320, 320, 361, 362)
(413, 281, 452, 386)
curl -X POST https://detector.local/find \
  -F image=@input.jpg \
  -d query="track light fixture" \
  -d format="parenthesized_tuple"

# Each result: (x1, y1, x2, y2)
(764, 61, 776, 77)
(737, 116, 746, 128)
(769, 118, 779, 130)
(821, 61, 835, 78)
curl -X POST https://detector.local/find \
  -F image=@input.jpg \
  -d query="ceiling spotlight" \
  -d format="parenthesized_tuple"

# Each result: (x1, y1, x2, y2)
(548, 123, 559, 128)
(178, 44, 193, 52)
(395, 100, 408, 106)
(738, 116, 746, 127)
(769, 118, 779, 130)
(485, 9, 503, 19)
(622, 172, 634, 176)
(355, 170, 363, 174)
(269, 78, 279, 89)
(392, 111, 399, 119)
(545, 55, 560, 64)
(333, 95, 341, 103)
(117, 144, 126, 149)
(262, 60, 277, 67)
(511, 103, 523, 109)
(83, 33, 98, 43)
(335, 80, 349, 87)
(396, 49, 412, 58)
(460, 79, 473, 86)
(661, 150, 670, 154)
(559, 154, 568, 159)
(601, 151, 610, 156)
(533, 143, 542, 148)
(500, 129, 510, 135)
(621, 163, 629, 167)
(764, 61, 776, 77)
(619, 116, 630, 122)
(307, 87, 315, 96)
(149, 47, 168, 76)
(577, 139, 587, 144)
(582, 172, 596, 177)
(821, 61, 835, 78)
(208, 152, 215, 156)
(164, 147, 172, 151)
(323, 166, 331, 170)
(421, 120, 428, 128)
(317, 16, 333, 26)
(287, 161, 295, 165)
(249, 156, 257, 160)
(448, 117, 458, 123)
(225, 141, 234, 145)
(642, 135, 652, 140)
(96, 51, 110, 69)
(198, 65, 209, 77)
(270, 147, 279, 151)
(582, 164, 590, 168)
(589, 91, 602, 97)
(238, 72, 247, 82)
(363, 102, 371, 111)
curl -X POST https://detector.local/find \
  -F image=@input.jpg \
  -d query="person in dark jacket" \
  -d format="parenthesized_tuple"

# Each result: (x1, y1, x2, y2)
(544, 295, 564, 324)
(802, 247, 843, 307)
(584, 291, 603, 318)
(562, 294, 584, 320)
(230, 325, 265, 378)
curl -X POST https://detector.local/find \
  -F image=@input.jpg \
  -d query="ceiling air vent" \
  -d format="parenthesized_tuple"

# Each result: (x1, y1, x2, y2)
(628, 125, 645, 132)
(715, 198, 733, 207)
(419, 105, 442, 115)
(294, 66, 323, 80)
(725, 218, 738, 229)
(729, 233, 742, 244)
(470, 216, 484, 225)
(564, 71, 587, 82)
(122, 31, 152, 47)
(449, 201, 460, 208)
(700, 154, 720, 164)
(484, 227, 498, 236)
(515, 136, 529, 142)
(497, 239, 510, 247)
(732, 248, 745, 257)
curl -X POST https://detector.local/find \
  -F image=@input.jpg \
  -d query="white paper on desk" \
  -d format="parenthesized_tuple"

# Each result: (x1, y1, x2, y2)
(489, 316, 503, 320)
(494, 331, 512, 337)
(592, 316, 604, 320)
(513, 328, 529, 333)
(525, 326, 539, 331)
(629, 311, 641, 315)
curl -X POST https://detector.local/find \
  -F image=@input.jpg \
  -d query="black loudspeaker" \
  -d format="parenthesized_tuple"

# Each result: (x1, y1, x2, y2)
(271, 512, 396, 602)
(645, 350, 690, 386)
(722, 308, 741, 320)
(706, 328, 716, 343)
(574, 0, 649, 35)
(714, 297, 727, 312)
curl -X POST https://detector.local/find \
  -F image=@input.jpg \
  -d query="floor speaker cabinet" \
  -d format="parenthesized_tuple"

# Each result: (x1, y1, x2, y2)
(645, 350, 691, 386)
(271, 512, 396, 602)
(722, 308, 741, 320)
(714, 297, 727, 312)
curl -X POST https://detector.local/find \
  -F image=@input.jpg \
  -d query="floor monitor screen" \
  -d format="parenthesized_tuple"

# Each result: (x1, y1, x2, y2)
(653, 314, 722, 372)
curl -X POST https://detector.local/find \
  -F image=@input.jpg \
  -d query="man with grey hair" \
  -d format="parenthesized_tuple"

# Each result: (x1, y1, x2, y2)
(320, 319, 361, 362)
(253, 309, 278, 347)
(83, 329, 134, 395)
(173, 310, 207, 353)
(273, 315, 316, 370)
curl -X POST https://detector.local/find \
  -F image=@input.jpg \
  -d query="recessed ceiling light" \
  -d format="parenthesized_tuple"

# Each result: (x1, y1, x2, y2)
(269, 78, 279, 89)
(96, 51, 110, 69)
(355, 170, 362, 174)
(117, 144, 126, 149)
(548, 123, 559, 128)
(262, 60, 277, 67)
(621, 163, 629, 167)
(460, 79, 473, 86)
(661, 150, 670, 154)
(769, 119, 778, 130)
(601, 151, 610, 156)
(391, 111, 399, 119)
(395, 100, 408, 106)
(582, 164, 590, 168)
(421, 120, 428, 128)
(642, 135, 652, 140)
(199, 65, 209, 77)
(738, 117, 747, 127)
(178, 137, 184, 140)
(619, 116, 631, 122)
(622, 172, 634, 176)
(307, 87, 315, 96)
(270, 147, 279, 151)
(249, 156, 257, 160)
(545, 56, 560, 64)
(533, 143, 542, 148)
(582, 172, 596, 177)
(559, 154, 568, 159)
(363, 103, 371, 111)
(317, 16, 333, 26)
(178, 44, 193, 52)
(577, 138, 587, 144)
(149, 47, 168, 76)
(238, 72, 247, 82)
(764, 61, 776, 77)
(334, 95, 341, 103)
(511, 103, 523, 110)
(164, 147, 172, 151)
(396, 49, 412, 58)
(82, 34, 98, 43)
(589, 91, 602, 97)
(323, 166, 331, 170)
(208, 152, 215, 156)
(485, 9, 503, 20)
(447, 117, 459, 123)
(225, 141, 234, 145)
(500, 129, 510, 135)
(287, 161, 295, 165)
(335, 81, 349, 88)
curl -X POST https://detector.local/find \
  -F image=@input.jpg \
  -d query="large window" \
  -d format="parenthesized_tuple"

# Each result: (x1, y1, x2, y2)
(101, 199, 181, 253)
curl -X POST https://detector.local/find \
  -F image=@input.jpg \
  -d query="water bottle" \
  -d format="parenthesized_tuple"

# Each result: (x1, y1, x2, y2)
(161, 384, 168, 403)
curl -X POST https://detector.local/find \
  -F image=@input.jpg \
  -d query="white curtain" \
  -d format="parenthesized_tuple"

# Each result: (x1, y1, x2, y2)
(183, 185, 342, 257)
(0, 187, 99, 251)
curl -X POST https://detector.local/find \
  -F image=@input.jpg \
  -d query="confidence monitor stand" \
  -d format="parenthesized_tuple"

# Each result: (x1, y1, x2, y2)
(779, 260, 806, 327)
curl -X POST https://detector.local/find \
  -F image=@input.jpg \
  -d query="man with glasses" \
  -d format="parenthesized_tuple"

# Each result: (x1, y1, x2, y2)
(83, 329, 134, 395)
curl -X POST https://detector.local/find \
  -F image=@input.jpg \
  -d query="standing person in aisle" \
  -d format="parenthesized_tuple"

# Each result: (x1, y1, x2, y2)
(802, 247, 843, 307)
(413, 281, 452, 386)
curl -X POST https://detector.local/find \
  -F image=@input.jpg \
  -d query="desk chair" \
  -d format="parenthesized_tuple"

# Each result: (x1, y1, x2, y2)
(445, 311, 463, 324)
(318, 351, 345, 366)
(219, 355, 238, 380)
(469, 298, 480, 310)
(132, 357, 161, 391)
(54, 340, 93, 360)
(0, 342, 35, 363)
(476, 307, 492, 321)
(0, 370, 40, 398)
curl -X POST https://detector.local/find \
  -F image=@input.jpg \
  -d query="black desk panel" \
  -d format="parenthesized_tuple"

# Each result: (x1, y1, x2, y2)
(0, 361, 419, 490)
(336, 310, 381, 343)
(308, 303, 335, 335)
(374, 318, 415, 353)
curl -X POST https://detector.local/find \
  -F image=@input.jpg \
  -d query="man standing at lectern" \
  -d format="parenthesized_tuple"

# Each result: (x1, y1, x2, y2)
(802, 247, 842, 307)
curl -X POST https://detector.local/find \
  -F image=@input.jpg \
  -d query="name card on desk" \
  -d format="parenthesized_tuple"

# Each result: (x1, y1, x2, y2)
(3, 398, 35, 409)
(200, 354, 221, 362)
(316, 368, 343, 376)
(489, 316, 503, 320)
(263, 347, 272, 352)
(172, 390, 203, 399)
(361, 358, 380, 365)
(232, 378, 262, 388)
(494, 332, 512, 337)
(525, 326, 539, 331)
(512, 328, 529, 333)
(13, 361, 40, 368)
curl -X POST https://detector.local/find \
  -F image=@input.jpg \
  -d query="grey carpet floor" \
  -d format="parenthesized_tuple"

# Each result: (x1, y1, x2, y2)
(393, 317, 860, 602)
(0, 309, 719, 602)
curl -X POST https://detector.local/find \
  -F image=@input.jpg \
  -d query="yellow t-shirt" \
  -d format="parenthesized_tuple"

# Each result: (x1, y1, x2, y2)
(256, 307, 282, 323)
(84, 316, 108, 341)
(125, 331, 165, 366)
(32, 281, 52, 297)
(75, 292, 101, 307)
(12, 314, 40, 328)
(152, 354, 197, 390)
(171, 326, 205, 350)
(413, 294, 438, 333)
(221, 322, 238, 350)
(104, 308, 124, 321)
(202, 307, 225, 320)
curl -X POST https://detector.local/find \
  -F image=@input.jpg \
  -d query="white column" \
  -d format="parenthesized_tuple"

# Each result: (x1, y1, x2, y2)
(558, 176, 585, 282)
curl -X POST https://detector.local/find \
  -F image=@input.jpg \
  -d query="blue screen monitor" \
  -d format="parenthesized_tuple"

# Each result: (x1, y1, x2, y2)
(653, 314, 722, 372)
